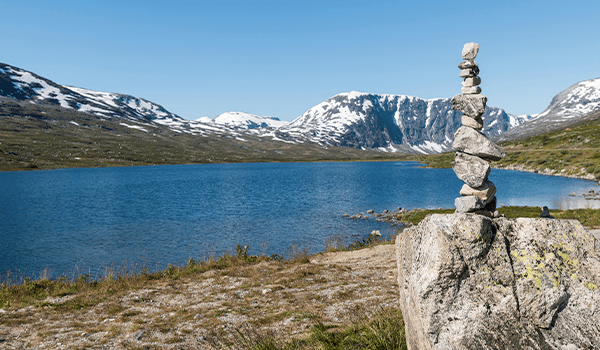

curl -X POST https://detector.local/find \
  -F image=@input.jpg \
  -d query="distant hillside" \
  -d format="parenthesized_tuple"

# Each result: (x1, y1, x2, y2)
(412, 109, 600, 181)
(0, 98, 395, 171)
(497, 78, 600, 142)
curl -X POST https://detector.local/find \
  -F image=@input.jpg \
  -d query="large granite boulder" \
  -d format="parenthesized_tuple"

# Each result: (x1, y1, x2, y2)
(396, 213, 600, 350)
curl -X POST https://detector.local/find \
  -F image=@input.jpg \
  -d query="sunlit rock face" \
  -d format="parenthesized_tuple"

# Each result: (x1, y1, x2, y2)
(396, 213, 600, 350)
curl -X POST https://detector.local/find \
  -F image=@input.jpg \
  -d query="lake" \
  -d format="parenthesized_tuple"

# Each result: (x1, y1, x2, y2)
(1, 161, 598, 280)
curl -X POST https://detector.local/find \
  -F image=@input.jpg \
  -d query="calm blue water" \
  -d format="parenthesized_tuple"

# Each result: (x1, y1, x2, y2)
(0, 161, 598, 280)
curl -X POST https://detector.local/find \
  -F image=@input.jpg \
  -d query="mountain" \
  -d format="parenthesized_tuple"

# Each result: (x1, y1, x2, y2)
(211, 112, 289, 129)
(279, 91, 529, 154)
(0, 63, 185, 126)
(497, 78, 600, 142)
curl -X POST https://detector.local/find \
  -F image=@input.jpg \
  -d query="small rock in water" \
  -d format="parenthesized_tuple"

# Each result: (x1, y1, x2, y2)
(461, 115, 484, 130)
(370, 230, 382, 237)
(461, 76, 481, 87)
(458, 60, 478, 69)
(455, 195, 485, 213)
(461, 86, 482, 94)
(462, 42, 479, 60)
(383, 209, 389, 213)
(367, 209, 374, 214)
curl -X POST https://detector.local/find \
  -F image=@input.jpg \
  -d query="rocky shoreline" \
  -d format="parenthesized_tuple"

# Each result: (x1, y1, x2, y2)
(493, 163, 599, 183)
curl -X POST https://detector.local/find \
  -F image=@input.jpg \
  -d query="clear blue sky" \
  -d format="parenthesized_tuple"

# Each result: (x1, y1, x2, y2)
(2, 0, 599, 121)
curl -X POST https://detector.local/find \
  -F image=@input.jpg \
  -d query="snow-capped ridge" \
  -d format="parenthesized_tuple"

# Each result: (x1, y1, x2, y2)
(497, 77, 600, 141)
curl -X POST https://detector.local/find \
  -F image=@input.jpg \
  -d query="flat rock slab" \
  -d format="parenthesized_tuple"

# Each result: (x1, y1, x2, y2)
(450, 94, 487, 117)
(396, 214, 600, 350)
(453, 126, 505, 161)
(460, 180, 496, 203)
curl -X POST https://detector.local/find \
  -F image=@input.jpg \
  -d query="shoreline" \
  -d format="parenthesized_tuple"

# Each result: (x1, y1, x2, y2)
(492, 163, 599, 184)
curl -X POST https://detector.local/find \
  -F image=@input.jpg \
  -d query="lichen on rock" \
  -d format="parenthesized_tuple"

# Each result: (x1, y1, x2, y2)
(396, 213, 600, 350)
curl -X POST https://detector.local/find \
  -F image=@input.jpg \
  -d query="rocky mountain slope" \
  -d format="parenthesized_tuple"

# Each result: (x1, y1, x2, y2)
(4, 61, 598, 158)
(497, 77, 600, 142)
(280, 91, 528, 154)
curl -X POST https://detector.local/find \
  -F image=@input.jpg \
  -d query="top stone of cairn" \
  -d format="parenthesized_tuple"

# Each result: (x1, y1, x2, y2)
(462, 42, 479, 60)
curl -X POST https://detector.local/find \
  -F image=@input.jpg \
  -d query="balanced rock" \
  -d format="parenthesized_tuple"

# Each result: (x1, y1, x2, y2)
(461, 86, 482, 95)
(461, 115, 483, 130)
(453, 151, 490, 187)
(484, 196, 497, 212)
(396, 213, 600, 350)
(462, 42, 479, 60)
(455, 195, 485, 213)
(453, 126, 505, 161)
(459, 68, 479, 78)
(450, 94, 487, 117)
(461, 76, 481, 87)
(459, 180, 496, 203)
(458, 60, 478, 70)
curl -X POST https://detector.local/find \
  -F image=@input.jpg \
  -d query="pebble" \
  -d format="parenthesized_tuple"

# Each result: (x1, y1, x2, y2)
(135, 330, 145, 341)
(370, 230, 382, 237)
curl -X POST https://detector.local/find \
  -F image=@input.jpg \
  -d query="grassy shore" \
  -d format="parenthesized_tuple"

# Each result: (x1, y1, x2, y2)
(408, 115, 600, 182)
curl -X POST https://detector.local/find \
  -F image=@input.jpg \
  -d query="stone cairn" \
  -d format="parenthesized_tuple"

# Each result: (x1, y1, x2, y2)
(451, 42, 505, 217)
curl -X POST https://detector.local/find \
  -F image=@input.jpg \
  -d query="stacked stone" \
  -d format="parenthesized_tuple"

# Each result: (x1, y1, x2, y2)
(451, 42, 505, 217)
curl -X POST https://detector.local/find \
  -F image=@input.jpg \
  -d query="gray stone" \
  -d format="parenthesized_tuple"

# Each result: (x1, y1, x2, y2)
(453, 151, 490, 187)
(135, 330, 145, 341)
(396, 214, 600, 350)
(485, 196, 497, 212)
(461, 86, 481, 94)
(459, 68, 479, 78)
(450, 94, 487, 117)
(459, 180, 496, 203)
(540, 206, 554, 218)
(461, 115, 483, 130)
(453, 126, 505, 161)
(370, 230, 382, 237)
(458, 60, 478, 70)
(462, 42, 479, 60)
(455, 195, 485, 212)
(461, 76, 481, 87)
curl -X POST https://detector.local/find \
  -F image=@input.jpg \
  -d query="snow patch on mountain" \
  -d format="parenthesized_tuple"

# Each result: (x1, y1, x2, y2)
(211, 112, 289, 129)
(497, 77, 600, 142)
(279, 91, 528, 154)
